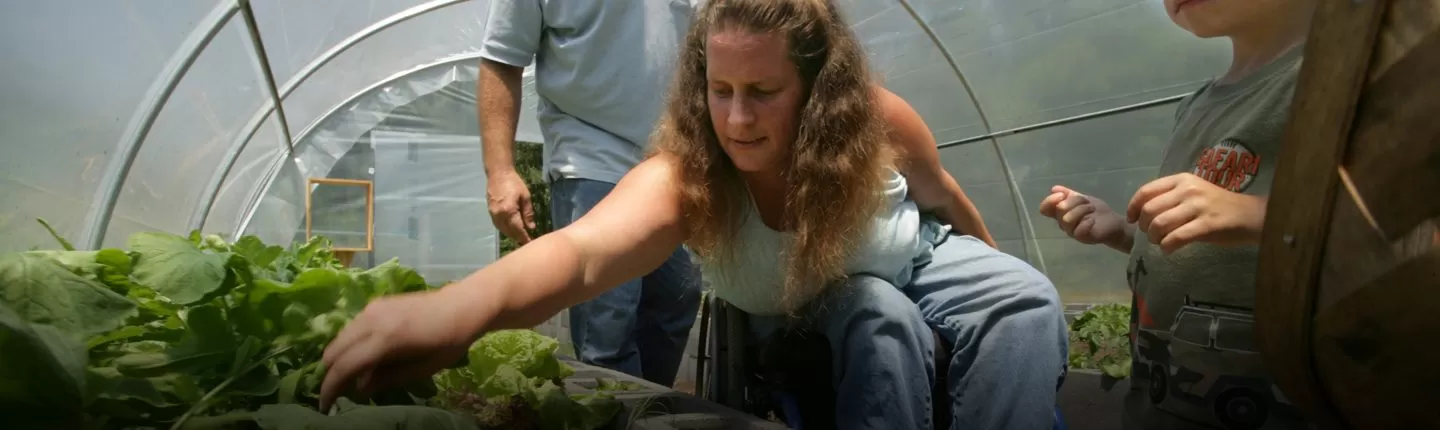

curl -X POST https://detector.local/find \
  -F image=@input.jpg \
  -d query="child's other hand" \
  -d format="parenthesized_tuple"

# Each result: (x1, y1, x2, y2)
(1126, 173, 1267, 254)
(1039, 185, 1130, 250)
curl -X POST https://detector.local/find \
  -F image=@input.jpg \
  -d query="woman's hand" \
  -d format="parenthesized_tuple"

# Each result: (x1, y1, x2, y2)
(1039, 185, 1133, 253)
(1125, 172, 1267, 254)
(318, 288, 485, 412)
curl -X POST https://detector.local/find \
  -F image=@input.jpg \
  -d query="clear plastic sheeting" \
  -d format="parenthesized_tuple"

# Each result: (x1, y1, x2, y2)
(0, 0, 214, 251)
(249, 0, 429, 85)
(276, 0, 489, 142)
(203, 113, 289, 238)
(102, 20, 272, 249)
(241, 63, 504, 285)
(848, 2, 989, 143)
(905, 0, 1232, 130)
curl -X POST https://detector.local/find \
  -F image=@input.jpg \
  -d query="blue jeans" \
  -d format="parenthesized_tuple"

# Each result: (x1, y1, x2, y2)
(749, 228, 1069, 430)
(549, 178, 703, 387)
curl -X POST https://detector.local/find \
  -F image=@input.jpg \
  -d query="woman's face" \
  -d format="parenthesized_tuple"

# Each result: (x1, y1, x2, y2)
(705, 29, 806, 176)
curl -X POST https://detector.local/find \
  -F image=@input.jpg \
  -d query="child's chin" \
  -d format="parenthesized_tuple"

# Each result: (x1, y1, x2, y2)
(1171, 11, 1238, 38)
(1172, 19, 1227, 39)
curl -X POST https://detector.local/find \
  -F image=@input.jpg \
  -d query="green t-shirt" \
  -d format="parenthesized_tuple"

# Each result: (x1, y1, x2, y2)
(1123, 45, 1311, 430)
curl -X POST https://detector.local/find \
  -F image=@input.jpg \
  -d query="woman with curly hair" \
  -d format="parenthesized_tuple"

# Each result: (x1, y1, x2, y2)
(318, 0, 1067, 427)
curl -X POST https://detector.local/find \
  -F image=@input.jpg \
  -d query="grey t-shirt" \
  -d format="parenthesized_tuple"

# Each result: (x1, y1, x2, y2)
(1123, 46, 1311, 430)
(479, 0, 700, 184)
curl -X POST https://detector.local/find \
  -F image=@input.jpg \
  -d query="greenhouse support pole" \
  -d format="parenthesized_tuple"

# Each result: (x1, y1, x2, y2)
(936, 93, 1192, 149)
(237, 0, 295, 154)
(195, 0, 467, 235)
(79, 1, 241, 250)
(893, 0, 1048, 274)
(186, 0, 298, 235)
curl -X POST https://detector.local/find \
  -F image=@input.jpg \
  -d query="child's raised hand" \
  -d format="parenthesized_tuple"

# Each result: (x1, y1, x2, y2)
(1039, 185, 1130, 250)
(1126, 172, 1267, 254)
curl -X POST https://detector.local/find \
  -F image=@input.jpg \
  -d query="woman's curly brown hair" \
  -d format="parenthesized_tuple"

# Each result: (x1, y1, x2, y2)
(649, 0, 896, 312)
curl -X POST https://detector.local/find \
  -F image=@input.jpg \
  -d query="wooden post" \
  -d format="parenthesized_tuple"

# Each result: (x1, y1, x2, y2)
(334, 250, 356, 267)
(1256, 0, 1440, 428)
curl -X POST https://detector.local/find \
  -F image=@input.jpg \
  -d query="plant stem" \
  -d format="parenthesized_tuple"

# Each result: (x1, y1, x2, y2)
(169, 345, 294, 430)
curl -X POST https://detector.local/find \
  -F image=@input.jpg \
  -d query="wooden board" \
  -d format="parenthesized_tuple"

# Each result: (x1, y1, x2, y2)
(1257, 0, 1440, 428)
(304, 177, 375, 253)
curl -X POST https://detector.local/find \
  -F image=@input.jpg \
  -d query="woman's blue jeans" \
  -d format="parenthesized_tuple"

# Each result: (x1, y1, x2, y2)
(748, 230, 1069, 430)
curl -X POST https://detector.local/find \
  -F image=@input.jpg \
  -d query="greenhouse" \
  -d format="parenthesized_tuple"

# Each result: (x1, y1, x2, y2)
(3, 0, 1333, 429)
(0, 0, 1234, 296)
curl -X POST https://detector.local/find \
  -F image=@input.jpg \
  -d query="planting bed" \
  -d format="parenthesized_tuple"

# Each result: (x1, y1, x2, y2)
(559, 359, 788, 430)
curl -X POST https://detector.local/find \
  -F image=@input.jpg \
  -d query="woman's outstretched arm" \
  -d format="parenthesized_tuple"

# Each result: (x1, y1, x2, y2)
(458, 156, 690, 331)
(318, 155, 688, 410)
(875, 86, 999, 248)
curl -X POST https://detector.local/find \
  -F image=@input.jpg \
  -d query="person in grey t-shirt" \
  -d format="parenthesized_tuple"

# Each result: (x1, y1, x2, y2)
(476, 0, 704, 387)
(1039, 0, 1318, 428)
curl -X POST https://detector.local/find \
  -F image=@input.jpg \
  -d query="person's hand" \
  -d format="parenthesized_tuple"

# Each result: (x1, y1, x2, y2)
(318, 289, 481, 412)
(1039, 185, 1131, 251)
(487, 170, 537, 244)
(1126, 172, 1267, 254)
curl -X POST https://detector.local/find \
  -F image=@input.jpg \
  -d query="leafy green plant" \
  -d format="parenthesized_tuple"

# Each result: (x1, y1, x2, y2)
(499, 142, 553, 257)
(0, 220, 625, 430)
(0, 221, 444, 429)
(1067, 303, 1132, 379)
(432, 330, 625, 430)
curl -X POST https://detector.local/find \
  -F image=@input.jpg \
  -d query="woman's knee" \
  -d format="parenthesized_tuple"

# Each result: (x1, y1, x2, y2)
(920, 238, 1065, 345)
(806, 276, 930, 341)
(818, 275, 920, 320)
(969, 240, 1060, 310)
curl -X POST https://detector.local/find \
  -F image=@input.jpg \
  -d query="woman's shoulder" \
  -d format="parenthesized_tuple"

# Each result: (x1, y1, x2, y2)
(608, 154, 686, 209)
(629, 152, 684, 183)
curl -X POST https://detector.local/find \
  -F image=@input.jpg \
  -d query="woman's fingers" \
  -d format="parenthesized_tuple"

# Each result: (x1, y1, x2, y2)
(322, 311, 374, 367)
(366, 348, 466, 394)
(319, 328, 384, 413)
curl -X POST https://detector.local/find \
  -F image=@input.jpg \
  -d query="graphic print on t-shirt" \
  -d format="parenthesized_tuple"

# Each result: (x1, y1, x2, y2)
(1191, 138, 1262, 193)
(1130, 293, 1302, 429)
(1126, 145, 1302, 429)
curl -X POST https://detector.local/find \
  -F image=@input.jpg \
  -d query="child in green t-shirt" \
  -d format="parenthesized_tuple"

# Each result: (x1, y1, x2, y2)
(1039, 0, 1317, 428)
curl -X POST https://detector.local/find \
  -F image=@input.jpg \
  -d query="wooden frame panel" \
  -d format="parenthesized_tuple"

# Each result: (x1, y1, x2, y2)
(1257, 0, 1440, 428)
(304, 177, 375, 253)
(1254, 0, 1389, 428)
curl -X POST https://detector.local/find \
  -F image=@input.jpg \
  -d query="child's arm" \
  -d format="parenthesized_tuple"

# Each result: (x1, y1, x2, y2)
(876, 87, 999, 248)
(1039, 186, 1135, 254)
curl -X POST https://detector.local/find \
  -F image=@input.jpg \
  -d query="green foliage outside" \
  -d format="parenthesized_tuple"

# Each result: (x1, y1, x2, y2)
(0, 219, 633, 430)
(499, 142, 554, 257)
(1068, 303, 1132, 379)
